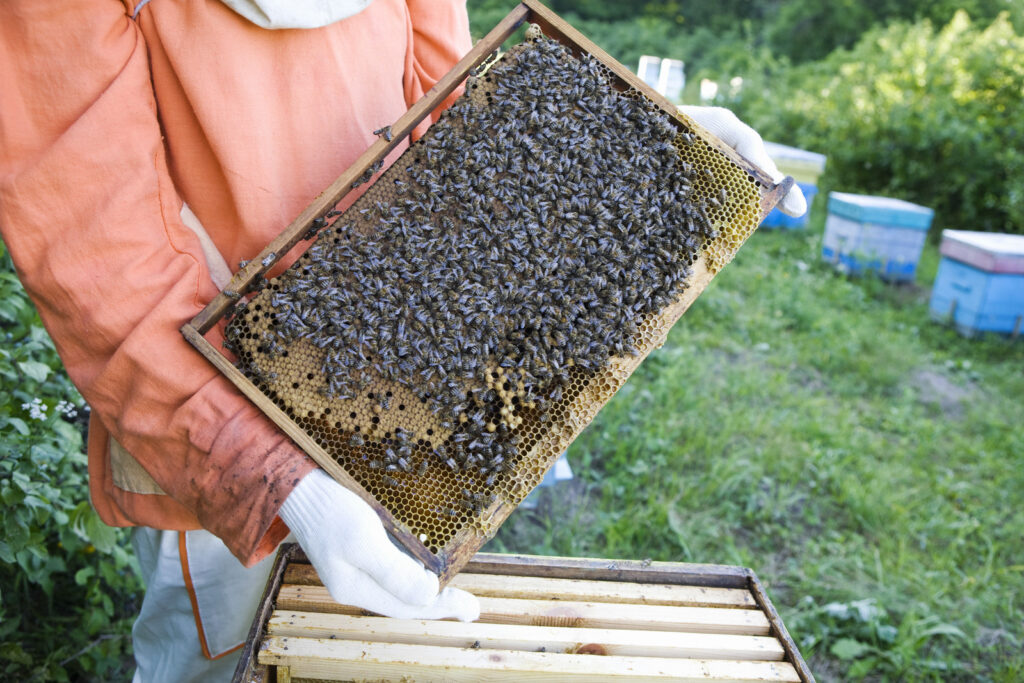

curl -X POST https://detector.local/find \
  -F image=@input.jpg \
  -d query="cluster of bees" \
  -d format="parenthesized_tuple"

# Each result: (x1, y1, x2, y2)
(228, 32, 718, 485)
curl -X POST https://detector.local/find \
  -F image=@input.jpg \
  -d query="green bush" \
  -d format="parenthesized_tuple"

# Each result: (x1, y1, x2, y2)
(0, 242, 140, 681)
(727, 11, 1024, 234)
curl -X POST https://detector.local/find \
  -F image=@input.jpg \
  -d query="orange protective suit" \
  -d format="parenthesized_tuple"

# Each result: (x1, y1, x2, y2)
(0, 0, 472, 565)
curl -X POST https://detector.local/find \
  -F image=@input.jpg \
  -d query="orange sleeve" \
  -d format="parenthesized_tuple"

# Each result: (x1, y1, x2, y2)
(0, 1, 315, 566)
(404, 0, 474, 137)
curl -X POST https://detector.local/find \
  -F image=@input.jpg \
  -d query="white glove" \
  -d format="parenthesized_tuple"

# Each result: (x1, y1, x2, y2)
(279, 469, 480, 621)
(680, 106, 807, 218)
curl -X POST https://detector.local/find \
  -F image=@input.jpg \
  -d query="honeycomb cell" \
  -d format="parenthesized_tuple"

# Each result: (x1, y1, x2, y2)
(224, 28, 766, 554)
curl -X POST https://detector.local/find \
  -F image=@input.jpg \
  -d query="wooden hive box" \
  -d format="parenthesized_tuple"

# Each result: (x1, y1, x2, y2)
(233, 546, 814, 683)
(759, 142, 825, 231)
(182, 0, 794, 585)
(929, 229, 1024, 337)
(821, 191, 934, 282)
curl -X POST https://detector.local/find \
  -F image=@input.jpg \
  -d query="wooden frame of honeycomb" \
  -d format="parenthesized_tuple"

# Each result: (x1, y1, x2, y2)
(182, 0, 794, 585)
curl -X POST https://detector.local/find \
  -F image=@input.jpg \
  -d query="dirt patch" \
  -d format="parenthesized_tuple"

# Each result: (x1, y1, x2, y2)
(910, 368, 977, 419)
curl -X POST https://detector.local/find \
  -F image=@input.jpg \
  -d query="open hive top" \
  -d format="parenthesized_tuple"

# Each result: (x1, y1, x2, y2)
(222, 25, 772, 578)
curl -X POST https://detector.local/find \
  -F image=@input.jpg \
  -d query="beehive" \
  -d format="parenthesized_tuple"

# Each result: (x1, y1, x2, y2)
(759, 141, 825, 230)
(183, 1, 792, 582)
(821, 191, 934, 281)
(232, 547, 814, 683)
(929, 230, 1024, 337)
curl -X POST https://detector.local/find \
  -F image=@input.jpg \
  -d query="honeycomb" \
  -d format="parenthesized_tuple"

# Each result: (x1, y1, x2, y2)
(224, 28, 767, 560)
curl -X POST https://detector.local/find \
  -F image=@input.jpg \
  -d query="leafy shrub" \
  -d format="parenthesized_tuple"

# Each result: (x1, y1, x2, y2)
(727, 11, 1024, 235)
(788, 596, 968, 679)
(0, 241, 140, 680)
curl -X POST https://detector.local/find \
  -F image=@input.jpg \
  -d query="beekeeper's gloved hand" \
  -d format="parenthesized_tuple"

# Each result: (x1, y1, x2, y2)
(680, 106, 807, 218)
(280, 469, 480, 621)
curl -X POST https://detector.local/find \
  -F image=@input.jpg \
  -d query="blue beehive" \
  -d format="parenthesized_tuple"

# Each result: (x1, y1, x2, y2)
(930, 230, 1024, 337)
(821, 192, 934, 281)
(761, 142, 826, 230)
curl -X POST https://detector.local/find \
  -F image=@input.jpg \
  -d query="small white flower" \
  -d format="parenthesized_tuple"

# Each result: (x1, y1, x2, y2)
(55, 400, 79, 418)
(21, 398, 48, 421)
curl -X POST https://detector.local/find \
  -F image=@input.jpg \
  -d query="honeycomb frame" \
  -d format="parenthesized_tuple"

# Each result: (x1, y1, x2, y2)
(182, 0, 793, 585)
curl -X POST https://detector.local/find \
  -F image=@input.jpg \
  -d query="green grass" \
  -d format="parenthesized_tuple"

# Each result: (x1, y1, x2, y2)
(486, 222, 1024, 681)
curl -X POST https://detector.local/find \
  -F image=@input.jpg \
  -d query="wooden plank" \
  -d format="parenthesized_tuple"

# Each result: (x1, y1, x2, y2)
(747, 572, 816, 682)
(282, 564, 755, 609)
(232, 545, 300, 683)
(453, 574, 756, 609)
(276, 586, 770, 636)
(188, 3, 530, 334)
(258, 636, 802, 682)
(266, 610, 785, 661)
(464, 553, 754, 590)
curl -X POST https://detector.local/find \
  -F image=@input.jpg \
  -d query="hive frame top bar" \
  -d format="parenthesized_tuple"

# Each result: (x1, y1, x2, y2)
(182, 0, 794, 579)
(185, 0, 786, 336)
(231, 546, 816, 683)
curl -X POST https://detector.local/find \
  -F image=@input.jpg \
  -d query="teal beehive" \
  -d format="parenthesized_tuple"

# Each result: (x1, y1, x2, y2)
(821, 192, 934, 281)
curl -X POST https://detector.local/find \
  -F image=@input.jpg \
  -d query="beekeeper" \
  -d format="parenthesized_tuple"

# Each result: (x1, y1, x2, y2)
(0, 1, 804, 681)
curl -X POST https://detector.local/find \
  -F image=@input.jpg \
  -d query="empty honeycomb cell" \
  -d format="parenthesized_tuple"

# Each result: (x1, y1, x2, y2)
(223, 27, 767, 555)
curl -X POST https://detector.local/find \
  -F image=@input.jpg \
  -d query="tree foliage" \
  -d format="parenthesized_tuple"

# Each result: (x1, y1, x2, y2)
(469, 2, 1024, 233)
(728, 11, 1024, 234)
(0, 242, 139, 680)
(468, 0, 1023, 74)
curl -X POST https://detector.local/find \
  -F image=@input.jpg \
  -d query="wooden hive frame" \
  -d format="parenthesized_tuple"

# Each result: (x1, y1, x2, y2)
(182, 0, 794, 583)
(232, 546, 815, 682)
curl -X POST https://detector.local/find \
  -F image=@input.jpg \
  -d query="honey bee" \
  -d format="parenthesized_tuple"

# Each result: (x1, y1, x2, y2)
(228, 30, 731, 484)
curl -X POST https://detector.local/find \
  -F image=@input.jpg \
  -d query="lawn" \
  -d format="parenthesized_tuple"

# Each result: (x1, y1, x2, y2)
(487, 214, 1024, 681)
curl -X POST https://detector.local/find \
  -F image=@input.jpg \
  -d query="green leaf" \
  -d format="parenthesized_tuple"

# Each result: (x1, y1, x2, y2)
(848, 657, 882, 678)
(0, 643, 32, 667)
(876, 624, 898, 643)
(831, 638, 873, 660)
(1, 485, 25, 505)
(74, 566, 96, 586)
(28, 325, 54, 346)
(17, 360, 51, 382)
(920, 623, 966, 640)
(23, 494, 49, 510)
(0, 611, 21, 639)
(666, 505, 692, 557)
(5, 417, 29, 436)
(84, 513, 118, 554)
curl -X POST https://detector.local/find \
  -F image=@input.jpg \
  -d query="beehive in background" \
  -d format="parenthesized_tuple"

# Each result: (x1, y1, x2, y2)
(821, 191, 933, 282)
(760, 142, 825, 230)
(929, 230, 1024, 337)
(186, 1, 792, 583)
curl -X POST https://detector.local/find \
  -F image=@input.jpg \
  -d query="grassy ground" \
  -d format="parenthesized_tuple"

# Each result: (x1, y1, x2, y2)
(486, 213, 1024, 681)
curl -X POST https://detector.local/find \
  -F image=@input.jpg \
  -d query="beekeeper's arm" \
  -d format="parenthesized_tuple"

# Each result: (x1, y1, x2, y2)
(0, 0, 476, 620)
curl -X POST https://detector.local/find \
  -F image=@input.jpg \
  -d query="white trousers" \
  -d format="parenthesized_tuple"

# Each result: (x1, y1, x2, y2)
(130, 527, 280, 683)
